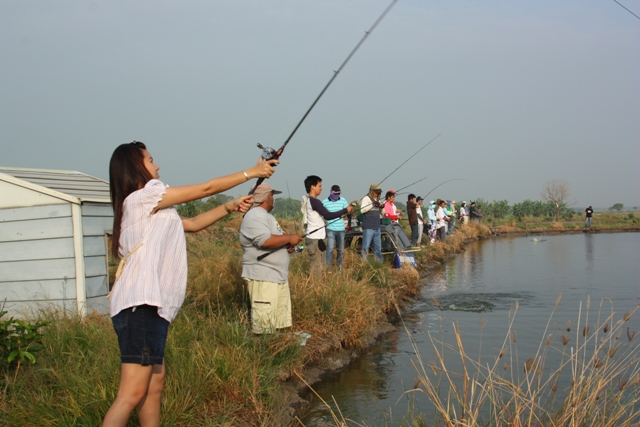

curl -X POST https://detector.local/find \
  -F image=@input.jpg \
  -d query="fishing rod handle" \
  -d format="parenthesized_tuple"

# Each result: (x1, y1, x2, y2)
(256, 243, 304, 261)
(249, 177, 265, 195)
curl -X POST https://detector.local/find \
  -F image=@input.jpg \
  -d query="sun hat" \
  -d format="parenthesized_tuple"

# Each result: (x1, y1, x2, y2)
(250, 182, 282, 205)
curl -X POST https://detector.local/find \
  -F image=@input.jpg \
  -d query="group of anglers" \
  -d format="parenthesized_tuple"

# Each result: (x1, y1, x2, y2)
(307, 182, 485, 265)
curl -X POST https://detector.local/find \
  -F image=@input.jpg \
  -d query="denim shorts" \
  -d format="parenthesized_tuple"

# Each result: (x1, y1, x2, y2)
(111, 305, 170, 366)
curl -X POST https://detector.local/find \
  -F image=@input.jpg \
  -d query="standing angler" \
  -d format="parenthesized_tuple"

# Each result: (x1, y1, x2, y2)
(104, 141, 275, 426)
(322, 184, 349, 268)
(360, 184, 383, 262)
(240, 183, 303, 334)
(303, 175, 353, 273)
(407, 193, 419, 247)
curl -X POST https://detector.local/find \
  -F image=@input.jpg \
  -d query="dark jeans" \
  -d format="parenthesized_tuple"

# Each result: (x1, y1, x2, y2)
(410, 223, 419, 246)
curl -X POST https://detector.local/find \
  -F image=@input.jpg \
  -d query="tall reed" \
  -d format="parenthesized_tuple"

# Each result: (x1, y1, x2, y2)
(404, 295, 640, 426)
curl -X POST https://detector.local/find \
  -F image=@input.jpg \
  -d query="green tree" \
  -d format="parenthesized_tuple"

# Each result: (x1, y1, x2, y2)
(490, 200, 511, 219)
(512, 202, 525, 219)
(272, 197, 302, 219)
(609, 203, 624, 212)
(176, 194, 234, 217)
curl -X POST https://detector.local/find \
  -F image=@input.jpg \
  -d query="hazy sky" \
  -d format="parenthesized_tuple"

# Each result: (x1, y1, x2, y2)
(2, 0, 639, 208)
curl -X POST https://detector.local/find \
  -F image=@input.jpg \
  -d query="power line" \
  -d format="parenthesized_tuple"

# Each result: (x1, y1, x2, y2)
(613, 0, 640, 20)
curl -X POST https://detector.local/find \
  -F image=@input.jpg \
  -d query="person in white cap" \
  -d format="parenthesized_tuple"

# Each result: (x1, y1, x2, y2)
(448, 200, 457, 233)
(427, 200, 437, 243)
(240, 182, 303, 334)
(459, 201, 469, 225)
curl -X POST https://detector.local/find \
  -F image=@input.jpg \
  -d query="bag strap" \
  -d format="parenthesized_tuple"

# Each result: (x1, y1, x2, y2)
(107, 242, 144, 299)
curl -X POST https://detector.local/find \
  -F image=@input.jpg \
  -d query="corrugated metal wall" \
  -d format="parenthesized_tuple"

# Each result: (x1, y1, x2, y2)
(81, 202, 113, 314)
(0, 204, 78, 315)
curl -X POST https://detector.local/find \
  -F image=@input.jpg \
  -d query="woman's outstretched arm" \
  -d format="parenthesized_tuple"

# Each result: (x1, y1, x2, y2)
(154, 158, 277, 212)
(182, 195, 254, 232)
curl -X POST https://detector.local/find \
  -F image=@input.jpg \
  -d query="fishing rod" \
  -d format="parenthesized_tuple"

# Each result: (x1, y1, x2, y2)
(256, 213, 344, 261)
(377, 134, 441, 187)
(249, 0, 399, 195)
(394, 176, 427, 194)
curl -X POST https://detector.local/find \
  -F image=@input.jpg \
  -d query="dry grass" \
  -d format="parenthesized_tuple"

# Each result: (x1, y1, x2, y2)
(404, 296, 640, 426)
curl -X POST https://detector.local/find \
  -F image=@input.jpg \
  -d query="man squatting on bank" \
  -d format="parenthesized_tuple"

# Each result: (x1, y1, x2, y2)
(240, 183, 303, 334)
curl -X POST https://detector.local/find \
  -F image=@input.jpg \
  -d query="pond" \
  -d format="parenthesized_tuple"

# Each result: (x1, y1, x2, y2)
(300, 232, 640, 426)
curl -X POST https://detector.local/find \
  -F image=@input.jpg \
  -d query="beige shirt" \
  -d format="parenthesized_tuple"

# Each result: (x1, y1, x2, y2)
(110, 179, 187, 322)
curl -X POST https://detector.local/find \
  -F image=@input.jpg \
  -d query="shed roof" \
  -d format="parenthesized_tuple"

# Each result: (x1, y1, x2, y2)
(0, 167, 110, 204)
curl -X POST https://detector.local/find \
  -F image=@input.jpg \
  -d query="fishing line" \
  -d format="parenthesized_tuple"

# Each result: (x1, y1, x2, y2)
(249, 0, 399, 195)
(377, 134, 441, 187)
(394, 176, 427, 194)
(612, 0, 640, 20)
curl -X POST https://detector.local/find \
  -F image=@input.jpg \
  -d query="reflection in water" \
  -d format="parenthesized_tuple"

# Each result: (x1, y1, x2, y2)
(301, 233, 640, 427)
(299, 329, 403, 425)
(430, 242, 485, 293)
(585, 233, 594, 272)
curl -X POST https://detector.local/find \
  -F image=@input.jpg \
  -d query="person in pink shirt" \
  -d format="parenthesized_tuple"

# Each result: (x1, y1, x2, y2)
(104, 141, 276, 427)
(382, 190, 402, 223)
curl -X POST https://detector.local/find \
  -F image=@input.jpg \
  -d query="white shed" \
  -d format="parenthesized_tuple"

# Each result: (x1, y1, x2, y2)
(0, 167, 113, 318)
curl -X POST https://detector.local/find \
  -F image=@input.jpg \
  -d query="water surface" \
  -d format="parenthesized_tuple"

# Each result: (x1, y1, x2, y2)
(300, 232, 640, 426)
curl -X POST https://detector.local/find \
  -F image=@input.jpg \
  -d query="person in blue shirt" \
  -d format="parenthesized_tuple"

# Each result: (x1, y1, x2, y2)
(322, 185, 349, 267)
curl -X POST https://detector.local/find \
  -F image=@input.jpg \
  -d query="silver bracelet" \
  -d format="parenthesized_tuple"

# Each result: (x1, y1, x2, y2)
(243, 171, 249, 181)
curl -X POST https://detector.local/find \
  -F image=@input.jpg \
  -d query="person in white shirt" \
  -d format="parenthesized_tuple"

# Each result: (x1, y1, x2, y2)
(459, 201, 469, 225)
(416, 196, 425, 246)
(435, 199, 450, 242)
(104, 141, 276, 427)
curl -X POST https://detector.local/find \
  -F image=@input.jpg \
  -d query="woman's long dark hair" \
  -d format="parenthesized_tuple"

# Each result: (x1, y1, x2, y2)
(109, 141, 153, 257)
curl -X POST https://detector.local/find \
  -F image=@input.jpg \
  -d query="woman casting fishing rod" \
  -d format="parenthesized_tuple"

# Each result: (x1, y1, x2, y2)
(104, 141, 276, 426)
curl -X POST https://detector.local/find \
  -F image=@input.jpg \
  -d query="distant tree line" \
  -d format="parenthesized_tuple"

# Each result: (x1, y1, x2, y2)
(175, 180, 636, 224)
(175, 195, 579, 222)
(175, 194, 234, 218)
(473, 199, 575, 221)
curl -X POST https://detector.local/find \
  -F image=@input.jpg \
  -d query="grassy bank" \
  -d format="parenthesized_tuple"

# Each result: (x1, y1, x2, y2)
(485, 210, 640, 234)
